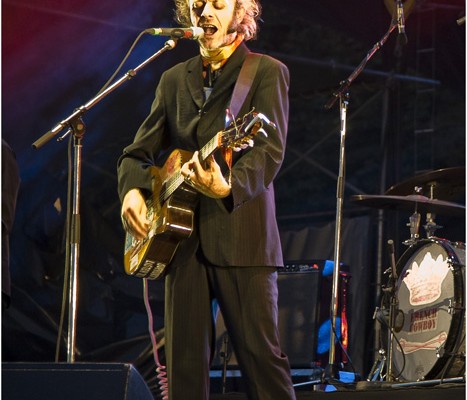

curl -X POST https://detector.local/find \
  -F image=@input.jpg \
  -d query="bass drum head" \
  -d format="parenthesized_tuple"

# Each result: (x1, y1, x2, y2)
(392, 238, 465, 381)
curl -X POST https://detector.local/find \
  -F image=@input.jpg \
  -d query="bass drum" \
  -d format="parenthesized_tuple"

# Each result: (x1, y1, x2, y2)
(392, 238, 465, 381)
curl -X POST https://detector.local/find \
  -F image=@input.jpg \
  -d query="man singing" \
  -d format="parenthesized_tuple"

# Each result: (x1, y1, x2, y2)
(118, 1, 295, 398)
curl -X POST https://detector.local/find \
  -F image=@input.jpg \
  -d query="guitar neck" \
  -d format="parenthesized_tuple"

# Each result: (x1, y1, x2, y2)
(199, 132, 222, 162)
(161, 133, 223, 202)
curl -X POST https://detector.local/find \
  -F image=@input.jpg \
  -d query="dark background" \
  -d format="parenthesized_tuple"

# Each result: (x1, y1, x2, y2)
(2, 0, 465, 395)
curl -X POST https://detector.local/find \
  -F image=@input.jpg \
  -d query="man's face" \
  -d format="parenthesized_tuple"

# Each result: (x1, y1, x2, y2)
(190, 0, 242, 50)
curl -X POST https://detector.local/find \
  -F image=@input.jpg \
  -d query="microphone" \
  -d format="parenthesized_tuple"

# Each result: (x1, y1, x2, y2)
(396, 0, 408, 45)
(145, 27, 203, 40)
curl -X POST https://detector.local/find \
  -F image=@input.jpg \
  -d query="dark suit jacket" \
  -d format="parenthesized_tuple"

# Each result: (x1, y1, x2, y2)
(118, 42, 290, 267)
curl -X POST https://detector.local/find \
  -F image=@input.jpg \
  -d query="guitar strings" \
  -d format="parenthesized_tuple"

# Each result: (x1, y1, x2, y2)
(146, 110, 256, 214)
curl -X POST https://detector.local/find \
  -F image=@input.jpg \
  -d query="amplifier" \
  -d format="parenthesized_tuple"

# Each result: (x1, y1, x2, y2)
(213, 260, 350, 369)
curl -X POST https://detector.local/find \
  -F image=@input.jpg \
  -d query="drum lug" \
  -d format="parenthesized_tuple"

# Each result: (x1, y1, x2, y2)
(448, 299, 454, 315)
(436, 345, 445, 359)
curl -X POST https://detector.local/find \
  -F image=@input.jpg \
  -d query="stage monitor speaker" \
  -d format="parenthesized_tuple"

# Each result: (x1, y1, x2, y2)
(2, 362, 154, 400)
(212, 263, 323, 369)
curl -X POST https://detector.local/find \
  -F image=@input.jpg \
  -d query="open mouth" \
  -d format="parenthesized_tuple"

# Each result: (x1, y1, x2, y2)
(201, 24, 218, 35)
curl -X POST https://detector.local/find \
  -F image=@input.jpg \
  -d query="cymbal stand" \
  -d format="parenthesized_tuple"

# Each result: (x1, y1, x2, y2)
(365, 240, 399, 384)
(403, 211, 421, 245)
(322, 19, 399, 383)
(424, 183, 442, 238)
(385, 240, 398, 382)
(423, 212, 441, 238)
(31, 38, 178, 362)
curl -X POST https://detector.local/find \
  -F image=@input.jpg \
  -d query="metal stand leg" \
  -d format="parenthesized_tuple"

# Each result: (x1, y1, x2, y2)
(220, 334, 230, 394)
(367, 349, 387, 382)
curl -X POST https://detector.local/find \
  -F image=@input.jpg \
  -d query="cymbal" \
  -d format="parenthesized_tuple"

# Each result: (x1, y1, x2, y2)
(385, 167, 465, 201)
(351, 194, 465, 216)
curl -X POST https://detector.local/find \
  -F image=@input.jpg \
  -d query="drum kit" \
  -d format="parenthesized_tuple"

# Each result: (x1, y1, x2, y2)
(351, 167, 466, 384)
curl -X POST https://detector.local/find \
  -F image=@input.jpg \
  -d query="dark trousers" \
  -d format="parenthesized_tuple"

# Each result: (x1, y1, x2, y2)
(164, 245, 296, 400)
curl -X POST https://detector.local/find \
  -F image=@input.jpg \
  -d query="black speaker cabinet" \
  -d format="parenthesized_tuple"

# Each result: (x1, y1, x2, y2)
(2, 362, 154, 400)
(212, 264, 322, 369)
(276, 268, 321, 367)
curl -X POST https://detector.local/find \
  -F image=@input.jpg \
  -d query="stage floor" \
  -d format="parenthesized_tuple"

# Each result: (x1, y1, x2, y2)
(3, 362, 464, 400)
(210, 382, 465, 400)
(209, 369, 465, 400)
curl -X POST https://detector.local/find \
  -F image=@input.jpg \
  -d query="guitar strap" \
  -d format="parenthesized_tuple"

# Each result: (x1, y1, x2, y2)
(228, 52, 262, 118)
(222, 53, 263, 181)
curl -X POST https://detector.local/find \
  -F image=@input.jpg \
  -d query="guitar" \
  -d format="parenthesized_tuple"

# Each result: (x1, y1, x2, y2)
(123, 109, 276, 279)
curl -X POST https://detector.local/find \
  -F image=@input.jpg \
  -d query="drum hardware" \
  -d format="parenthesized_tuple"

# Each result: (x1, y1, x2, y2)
(404, 211, 421, 245)
(436, 346, 445, 358)
(423, 213, 442, 239)
(385, 239, 400, 382)
(390, 376, 465, 388)
(350, 194, 465, 216)
(407, 187, 442, 241)
(384, 167, 465, 203)
(351, 192, 465, 243)
(447, 299, 465, 315)
(366, 348, 387, 382)
(448, 300, 454, 315)
(366, 240, 404, 383)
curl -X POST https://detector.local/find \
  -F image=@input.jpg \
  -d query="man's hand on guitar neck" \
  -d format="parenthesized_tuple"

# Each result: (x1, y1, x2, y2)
(121, 188, 150, 240)
(181, 151, 231, 199)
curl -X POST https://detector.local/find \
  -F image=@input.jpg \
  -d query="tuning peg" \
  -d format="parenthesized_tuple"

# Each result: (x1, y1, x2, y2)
(225, 108, 235, 126)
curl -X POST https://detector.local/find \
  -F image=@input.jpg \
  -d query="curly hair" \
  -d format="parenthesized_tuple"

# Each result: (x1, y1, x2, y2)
(174, 0, 262, 41)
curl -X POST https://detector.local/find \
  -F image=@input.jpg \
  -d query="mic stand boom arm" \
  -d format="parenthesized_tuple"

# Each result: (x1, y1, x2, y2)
(31, 38, 178, 363)
(33, 39, 177, 149)
(325, 22, 396, 111)
(322, 21, 397, 381)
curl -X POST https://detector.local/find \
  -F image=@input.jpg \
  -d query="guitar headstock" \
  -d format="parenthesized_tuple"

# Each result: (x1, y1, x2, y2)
(221, 108, 276, 151)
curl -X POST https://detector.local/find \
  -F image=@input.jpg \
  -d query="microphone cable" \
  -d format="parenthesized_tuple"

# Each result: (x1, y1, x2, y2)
(95, 29, 148, 96)
(143, 278, 169, 400)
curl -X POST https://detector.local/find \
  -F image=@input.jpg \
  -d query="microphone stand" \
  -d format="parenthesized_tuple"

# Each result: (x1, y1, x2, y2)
(32, 38, 178, 362)
(322, 21, 398, 383)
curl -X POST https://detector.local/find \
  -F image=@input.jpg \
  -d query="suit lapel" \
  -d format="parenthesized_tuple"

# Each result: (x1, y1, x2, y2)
(195, 44, 251, 147)
(185, 56, 204, 110)
(184, 43, 251, 150)
(203, 43, 250, 112)
(185, 43, 251, 114)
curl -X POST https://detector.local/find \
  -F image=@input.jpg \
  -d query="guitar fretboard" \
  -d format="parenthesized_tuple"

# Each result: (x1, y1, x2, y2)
(159, 132, 222, 203)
